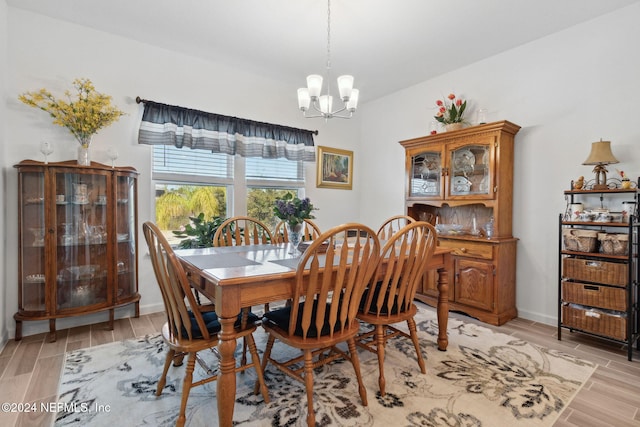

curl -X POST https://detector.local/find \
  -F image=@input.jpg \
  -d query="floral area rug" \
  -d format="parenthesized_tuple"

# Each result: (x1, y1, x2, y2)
(55, 305, 596, 427)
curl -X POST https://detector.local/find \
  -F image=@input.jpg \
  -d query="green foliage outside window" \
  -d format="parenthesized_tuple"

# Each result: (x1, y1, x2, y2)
(172, 213, 225, 249)
(247, 188, 296, 229)
(155, 185, 226, 231)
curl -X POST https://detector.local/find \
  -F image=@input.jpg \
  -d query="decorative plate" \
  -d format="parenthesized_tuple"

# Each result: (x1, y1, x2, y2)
(452, 176, 472, 193)
(453, 149, 475, 172)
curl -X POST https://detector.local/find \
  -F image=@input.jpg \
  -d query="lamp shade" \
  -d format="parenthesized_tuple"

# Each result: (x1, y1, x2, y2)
(337, 75, 354, 101)
(346, 89, 359, 111)
(318, 95, 333, 114)
(582, 140, 619, 165)
(306, 75, 323, 98)
(297, 88, 311, 111)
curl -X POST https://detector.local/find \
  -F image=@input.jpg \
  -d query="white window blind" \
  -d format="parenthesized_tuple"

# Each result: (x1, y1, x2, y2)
(152, 145, 232, 184)
(246, 157, 304, 187)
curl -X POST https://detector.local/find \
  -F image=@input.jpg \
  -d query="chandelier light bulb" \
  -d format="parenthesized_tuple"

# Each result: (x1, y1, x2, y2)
(337, 75, 354, 101)
(346, 89, 359, 112)
(297, 88, 311, 111)
(306, 75, 323, 99)
(318, 95, 333, 114)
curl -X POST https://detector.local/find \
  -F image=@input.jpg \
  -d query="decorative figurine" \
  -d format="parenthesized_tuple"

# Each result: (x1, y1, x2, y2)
(573, 176, 584, 190)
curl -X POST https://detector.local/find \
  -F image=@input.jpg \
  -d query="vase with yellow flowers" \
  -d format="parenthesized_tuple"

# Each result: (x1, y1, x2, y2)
(19, 78, 125, 165)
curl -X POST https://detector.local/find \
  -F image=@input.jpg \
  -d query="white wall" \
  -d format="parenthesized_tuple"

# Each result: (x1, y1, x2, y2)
(359, 3, 640, 324)
(0, 0, 9, 345)
(2, 8, 362, 340)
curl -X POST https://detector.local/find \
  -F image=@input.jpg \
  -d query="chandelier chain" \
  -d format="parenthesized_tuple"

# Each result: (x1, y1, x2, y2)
(296, 0, 358, 119)
(326, 0, 331, 71)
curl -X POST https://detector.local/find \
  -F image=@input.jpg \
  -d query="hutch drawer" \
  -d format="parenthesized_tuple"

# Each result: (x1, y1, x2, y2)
(439, 239, 493, 260)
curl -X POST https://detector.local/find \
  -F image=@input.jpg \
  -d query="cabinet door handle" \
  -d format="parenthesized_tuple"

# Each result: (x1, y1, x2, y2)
(459, 247, 467, 253)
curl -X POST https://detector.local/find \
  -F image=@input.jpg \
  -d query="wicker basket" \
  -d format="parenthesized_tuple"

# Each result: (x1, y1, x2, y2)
(562, 229, 598, 253)
(562, 304, 627, 341)
(597, 233, 629, 255)
(562, 281, 627, 311)
(562, 257, 627, 287)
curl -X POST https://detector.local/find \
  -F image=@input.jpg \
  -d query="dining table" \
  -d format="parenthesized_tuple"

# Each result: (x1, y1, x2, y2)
(175, 242, 453, 427)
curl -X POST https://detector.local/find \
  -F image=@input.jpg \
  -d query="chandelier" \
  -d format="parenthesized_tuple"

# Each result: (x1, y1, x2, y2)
(297, 0, 359, 119)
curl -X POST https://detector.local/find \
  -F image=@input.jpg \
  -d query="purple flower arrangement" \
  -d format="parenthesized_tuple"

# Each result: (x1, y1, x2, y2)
(274, 194, 316, 228)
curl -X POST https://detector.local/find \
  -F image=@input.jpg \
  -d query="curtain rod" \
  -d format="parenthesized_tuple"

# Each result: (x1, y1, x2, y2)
(135, 96, 319, 135)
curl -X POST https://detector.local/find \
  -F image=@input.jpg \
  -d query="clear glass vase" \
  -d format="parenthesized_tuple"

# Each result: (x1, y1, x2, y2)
(77, 135, 92, 166)
(287, 222, 304, 254)
(77, 145, 90, 166)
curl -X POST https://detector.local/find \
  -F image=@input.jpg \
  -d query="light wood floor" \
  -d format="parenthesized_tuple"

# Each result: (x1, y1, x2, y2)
(0, 308, 638, 427)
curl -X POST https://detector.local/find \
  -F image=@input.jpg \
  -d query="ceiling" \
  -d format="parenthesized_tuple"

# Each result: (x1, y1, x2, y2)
(7, 0, 640, 102)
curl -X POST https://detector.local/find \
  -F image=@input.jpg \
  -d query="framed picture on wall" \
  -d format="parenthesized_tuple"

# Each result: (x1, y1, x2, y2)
(316, 146, 353, 190)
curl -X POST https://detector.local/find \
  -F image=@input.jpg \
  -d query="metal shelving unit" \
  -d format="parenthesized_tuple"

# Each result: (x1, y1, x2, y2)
(558, 184, 639, 361)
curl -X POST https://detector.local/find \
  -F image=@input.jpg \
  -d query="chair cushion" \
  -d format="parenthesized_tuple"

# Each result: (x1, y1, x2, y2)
(263, 300, 343, 338)
(183, 310, 260, 339)
(359, 282, 408, 315)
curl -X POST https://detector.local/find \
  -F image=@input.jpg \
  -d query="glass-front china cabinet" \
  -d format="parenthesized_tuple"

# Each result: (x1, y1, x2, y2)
(410, 142, 494, 200)
(400, 121, 520, 325)
(15, 160, 140, 341)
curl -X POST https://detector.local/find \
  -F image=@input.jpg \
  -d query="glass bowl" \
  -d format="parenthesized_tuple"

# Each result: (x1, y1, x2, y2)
(435, 224, 464, 235)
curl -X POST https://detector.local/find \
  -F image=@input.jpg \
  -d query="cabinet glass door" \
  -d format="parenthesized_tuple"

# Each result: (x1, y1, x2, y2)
(19, 171, 47, 312)
(448, 143, 492, 198)
(410, 151, 443, 198)
(115, 174, 136, 301)
(54, 171, 109, 310)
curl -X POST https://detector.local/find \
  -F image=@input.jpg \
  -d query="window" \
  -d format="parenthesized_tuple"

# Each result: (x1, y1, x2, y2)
(246, 157, 304, 228)
(152, 146, 304, 243)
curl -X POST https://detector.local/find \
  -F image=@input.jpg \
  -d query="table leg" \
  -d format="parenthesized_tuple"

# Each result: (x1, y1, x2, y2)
(436, 266, 449, 351)
(49, 318, 57, 343)
(217, 315, 238, 427)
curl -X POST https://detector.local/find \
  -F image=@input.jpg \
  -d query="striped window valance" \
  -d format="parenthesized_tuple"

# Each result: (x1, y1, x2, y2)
(137, 100, 316, 162)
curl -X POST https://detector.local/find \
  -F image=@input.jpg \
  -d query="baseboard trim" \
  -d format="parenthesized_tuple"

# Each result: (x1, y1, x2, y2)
(7, 302, 165, 340)
(517, 308, 556, 327)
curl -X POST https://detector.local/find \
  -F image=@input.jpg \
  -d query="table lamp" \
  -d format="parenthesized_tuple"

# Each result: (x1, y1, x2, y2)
(582, 139, 619, 190)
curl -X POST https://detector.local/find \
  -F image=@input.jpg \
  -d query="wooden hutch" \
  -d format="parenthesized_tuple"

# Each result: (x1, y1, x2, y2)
(400, 120, 520, 325)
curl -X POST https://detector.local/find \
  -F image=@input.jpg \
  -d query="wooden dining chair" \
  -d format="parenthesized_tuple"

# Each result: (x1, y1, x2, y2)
(212, 216, 275, 362)
(213, 216, 273, 247)
(376, 214, 415, 240)
(356, 221, 437, 396)
(142, 222, 269, 427)
(272, 218, 321, 243)
(257, 223, 381, 427)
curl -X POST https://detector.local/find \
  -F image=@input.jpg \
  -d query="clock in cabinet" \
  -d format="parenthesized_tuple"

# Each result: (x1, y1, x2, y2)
(400, 121, 520, 326)
(14, 160, 140, 341)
